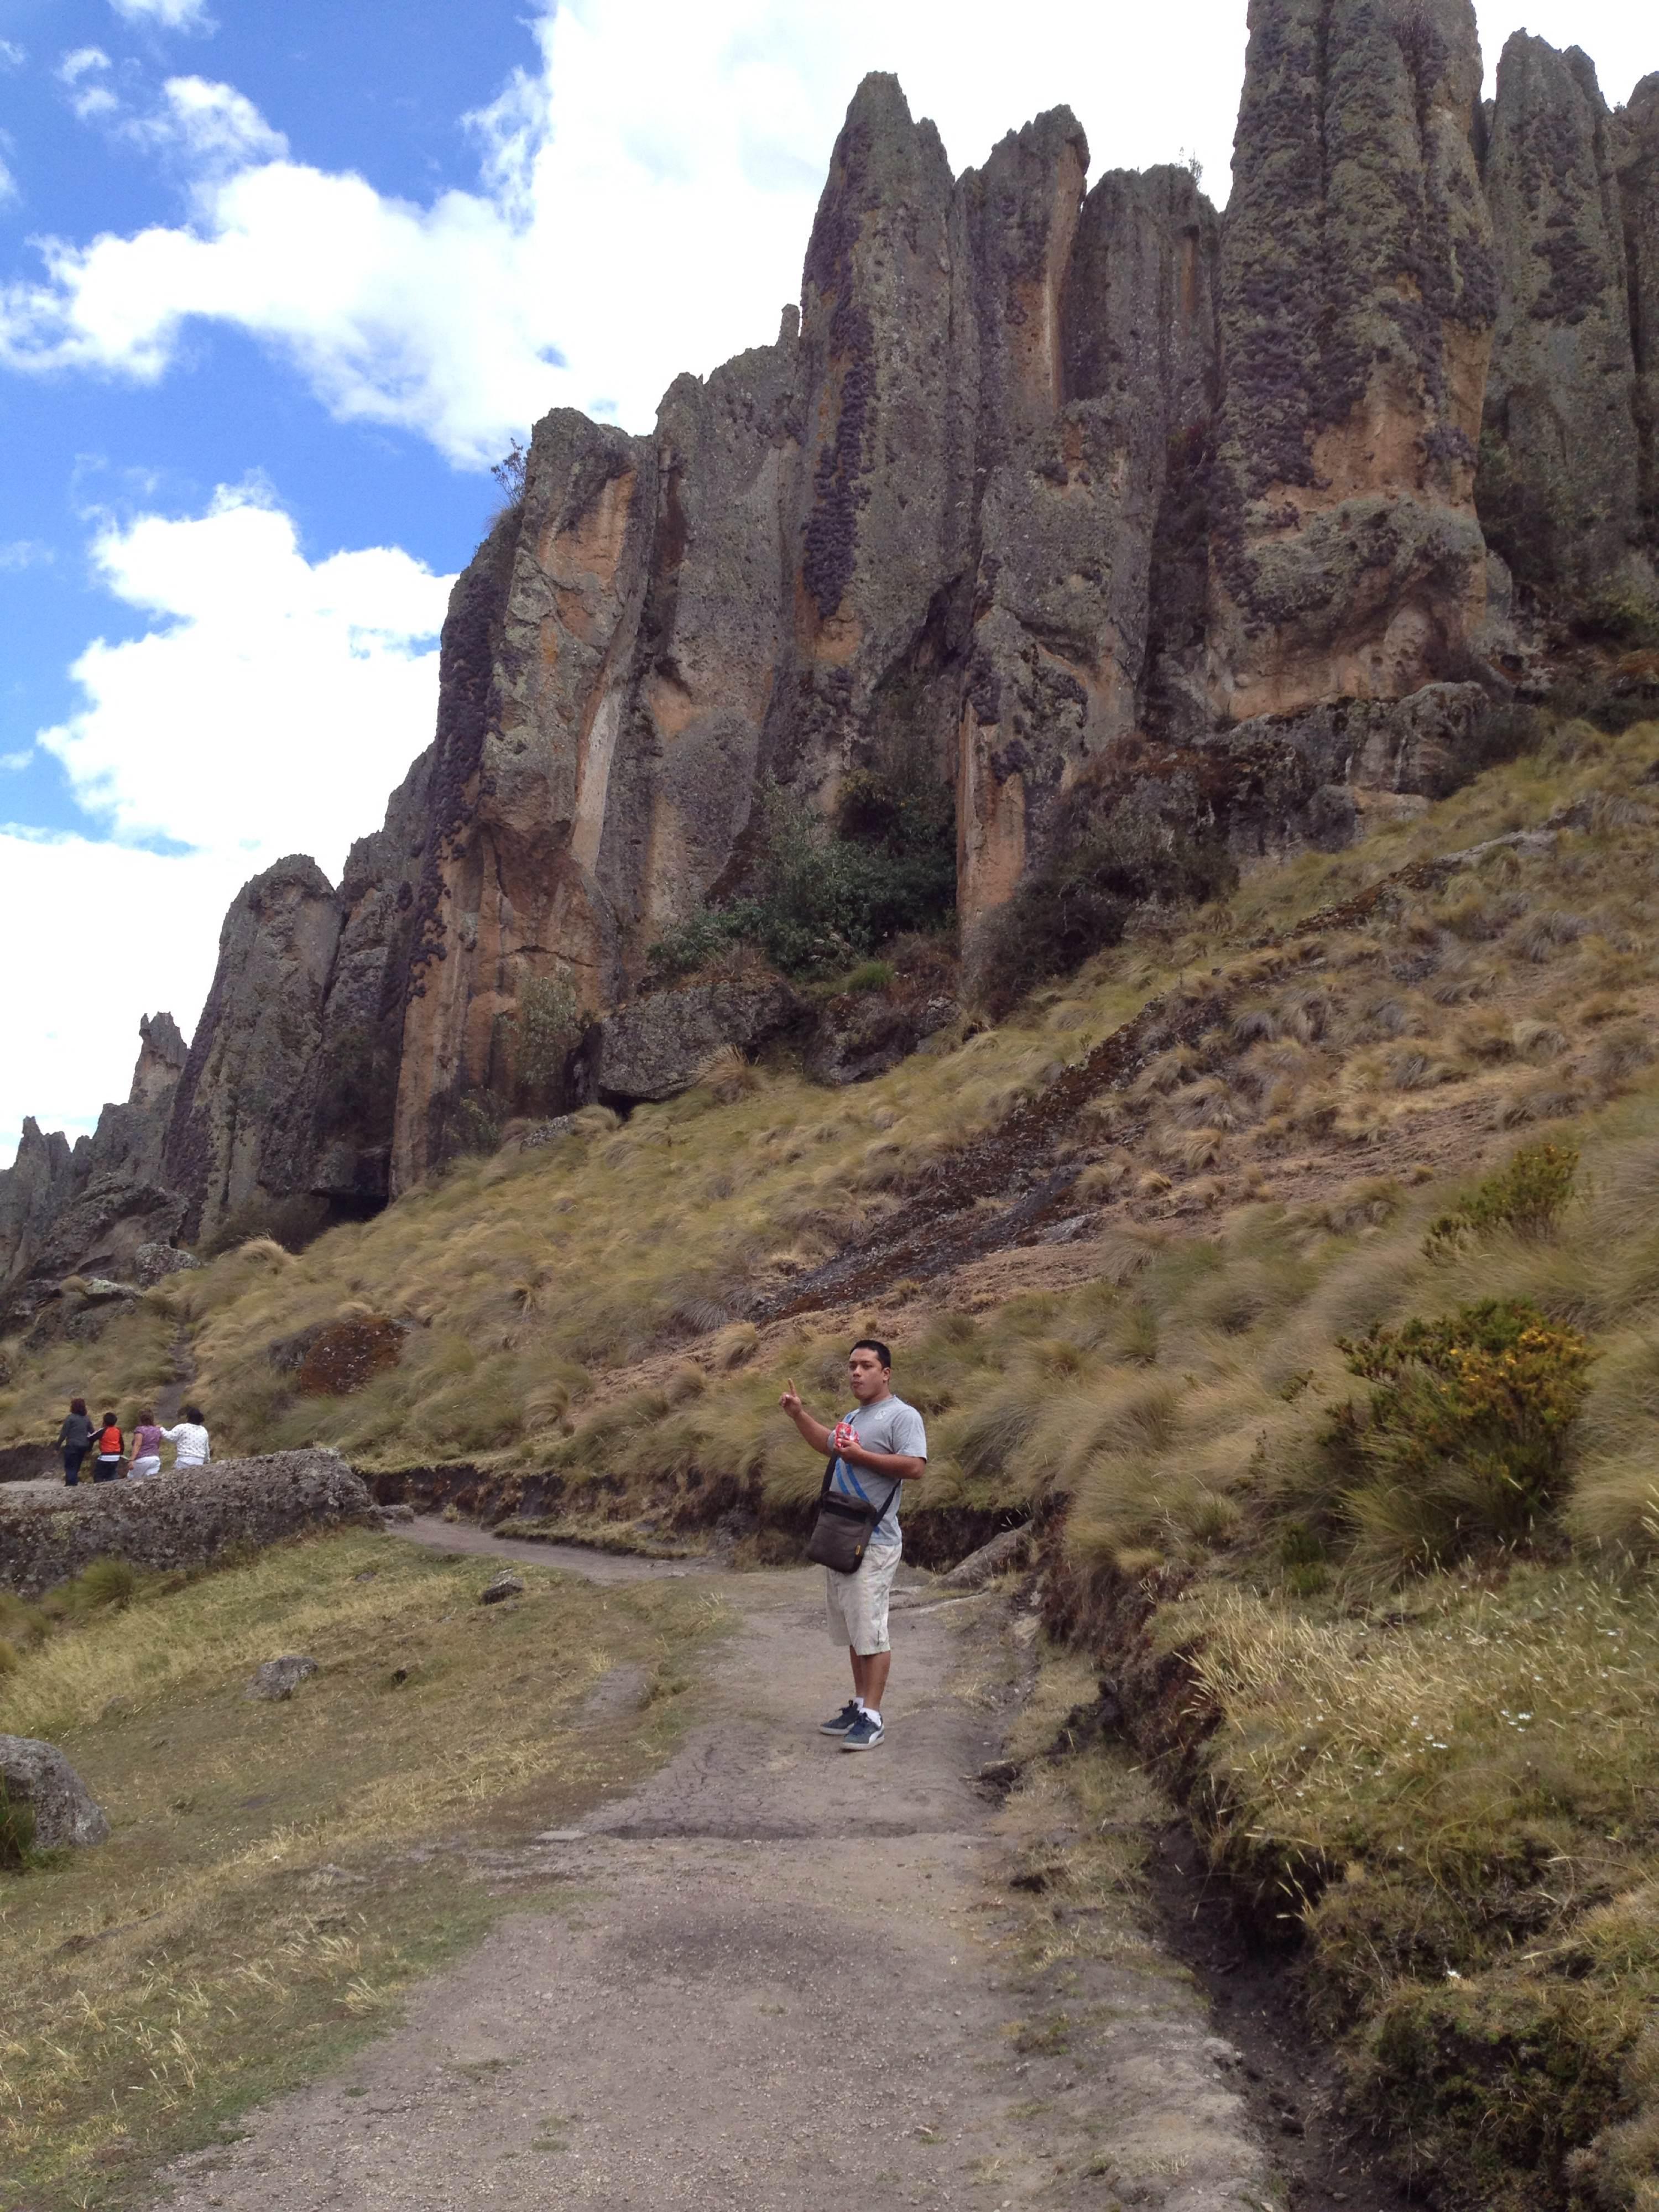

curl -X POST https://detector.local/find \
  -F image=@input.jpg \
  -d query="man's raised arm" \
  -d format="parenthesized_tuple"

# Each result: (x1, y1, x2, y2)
(779, 1380, 833, 1456)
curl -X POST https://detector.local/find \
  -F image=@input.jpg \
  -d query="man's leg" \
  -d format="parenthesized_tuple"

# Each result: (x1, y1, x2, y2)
(853, 1648, 890, 1712)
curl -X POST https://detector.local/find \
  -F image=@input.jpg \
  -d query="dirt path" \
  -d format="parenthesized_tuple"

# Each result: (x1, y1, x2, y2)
(152, 1554, 1272, 2212)
(383, 1512, 711, 1583)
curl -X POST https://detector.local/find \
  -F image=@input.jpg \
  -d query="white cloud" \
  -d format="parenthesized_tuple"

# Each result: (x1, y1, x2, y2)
(0, 539, 54, 568)
(0, 489, 453, 1162)
(40, 487, 452, 869)
(58, 45, 118, 121)
(109, 0, 214, 30)
(0, 158, 15, 205)
(0, 40, 24, 68)
(0, 831, 241, 1159)
(128, 75, 288, 169)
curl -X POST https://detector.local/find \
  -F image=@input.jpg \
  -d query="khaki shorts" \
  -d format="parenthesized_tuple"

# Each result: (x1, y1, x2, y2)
(825, 1542, 901, 1656)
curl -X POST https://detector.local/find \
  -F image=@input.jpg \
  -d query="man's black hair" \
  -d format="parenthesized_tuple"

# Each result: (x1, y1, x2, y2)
(851, 1338, 892, 1370)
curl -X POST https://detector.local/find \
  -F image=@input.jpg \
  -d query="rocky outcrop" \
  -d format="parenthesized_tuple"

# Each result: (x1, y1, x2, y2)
(0, 1012, 189, 1325)
(1617, 75, 1659, 544)
(1224, 680, 1495, 804)
(1210, 0, 1495, 718)
(579, 975, 803, 1105)
(0, 1449, 377, 1595)
(958, 145, 1220, 919)
(0, 1737, 110, 1849)
(161, 857, 342, 1246)
(302, 747, 434, 1211)
(1479, 36, 1646, 597)
(8, 17, 1659, 1271)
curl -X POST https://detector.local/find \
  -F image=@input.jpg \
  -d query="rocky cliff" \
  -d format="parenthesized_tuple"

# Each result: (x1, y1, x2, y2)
(3, 0, 1657, 1313)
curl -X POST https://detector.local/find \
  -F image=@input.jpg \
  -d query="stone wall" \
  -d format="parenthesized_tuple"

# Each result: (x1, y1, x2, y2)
(0, 1451, 378, 1596)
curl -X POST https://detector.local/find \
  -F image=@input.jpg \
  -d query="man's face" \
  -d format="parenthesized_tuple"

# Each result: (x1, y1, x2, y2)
(847, 1348, 889, 1402)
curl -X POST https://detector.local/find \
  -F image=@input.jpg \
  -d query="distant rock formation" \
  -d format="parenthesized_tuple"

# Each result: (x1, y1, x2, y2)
(4, 0, 1657, 1305)
(1210, 0, 1496, 721)
(1480, 35, 1647, 597)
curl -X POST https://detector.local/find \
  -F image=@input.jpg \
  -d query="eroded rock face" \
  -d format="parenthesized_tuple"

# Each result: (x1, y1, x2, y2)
(0, 1012, 191, 1326)
(1617, 75, 1659, 542)
(387, 77, 1229, 1175)
(163, 857, 342, 1246)
(958, 140, 1220, 921)
(1210, 0, 1496, 719)
(580, 976, 804, 1105)
(1479, 36, 1645, 596)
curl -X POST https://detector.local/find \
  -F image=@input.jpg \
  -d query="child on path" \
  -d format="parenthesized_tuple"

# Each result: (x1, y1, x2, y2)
(92, 1410, 125, 1481)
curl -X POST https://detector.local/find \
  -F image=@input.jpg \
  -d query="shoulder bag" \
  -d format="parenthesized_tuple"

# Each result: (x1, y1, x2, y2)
(805, 1456, 902, 1574)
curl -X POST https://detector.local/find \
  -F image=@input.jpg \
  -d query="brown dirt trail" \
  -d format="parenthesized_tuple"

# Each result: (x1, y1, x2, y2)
(152, 1550, 1271, 2212)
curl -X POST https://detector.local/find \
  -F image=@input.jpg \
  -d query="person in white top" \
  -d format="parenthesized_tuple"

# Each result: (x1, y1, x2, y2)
(160, 1403, 211, 1471)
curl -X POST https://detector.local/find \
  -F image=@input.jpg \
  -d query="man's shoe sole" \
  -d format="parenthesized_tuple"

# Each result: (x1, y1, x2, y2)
(818, 1720, 858, 1735)
(841, 1730, 884, 1752)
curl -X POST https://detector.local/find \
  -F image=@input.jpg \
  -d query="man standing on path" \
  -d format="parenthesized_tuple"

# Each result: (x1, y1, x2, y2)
(779, 1339, 927, 1752)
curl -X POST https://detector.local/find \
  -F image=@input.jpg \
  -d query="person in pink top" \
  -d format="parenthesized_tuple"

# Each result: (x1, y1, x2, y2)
(128, 1408, 165, 1480)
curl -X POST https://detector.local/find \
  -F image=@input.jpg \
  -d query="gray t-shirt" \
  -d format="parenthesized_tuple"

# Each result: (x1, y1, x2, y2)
(828, 1394, 927, 1548)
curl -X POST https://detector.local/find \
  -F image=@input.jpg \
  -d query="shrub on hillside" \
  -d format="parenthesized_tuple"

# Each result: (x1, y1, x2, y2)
(647, 772, 955, 982)
(1325, 1299, 1597, 1577)
(1424, 1139, 1579, 1255)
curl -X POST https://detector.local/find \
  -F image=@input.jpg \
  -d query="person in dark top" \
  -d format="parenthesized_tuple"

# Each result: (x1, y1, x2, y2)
(57, 1397, 95, 1486)
(92, 1410, 125, 1481)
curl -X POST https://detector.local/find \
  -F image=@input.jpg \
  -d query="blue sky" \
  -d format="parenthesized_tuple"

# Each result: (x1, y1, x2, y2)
(0, 0, 1653, 1166)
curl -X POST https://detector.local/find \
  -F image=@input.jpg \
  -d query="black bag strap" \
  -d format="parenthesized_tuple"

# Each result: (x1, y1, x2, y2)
(818, 1454, 902, 1527)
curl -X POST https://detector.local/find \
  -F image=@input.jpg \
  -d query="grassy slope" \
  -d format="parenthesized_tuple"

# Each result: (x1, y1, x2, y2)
(7, 718, 1659, 2203)
(0, 1535, 725, 2209)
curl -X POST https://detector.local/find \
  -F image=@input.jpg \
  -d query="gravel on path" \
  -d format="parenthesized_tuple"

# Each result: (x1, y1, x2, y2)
(153, 1543, 1272, 2212)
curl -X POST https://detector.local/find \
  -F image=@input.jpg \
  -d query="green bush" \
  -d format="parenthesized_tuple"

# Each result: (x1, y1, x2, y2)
(647, 773, 955, 982)
(841, 960, 895, 994)
(1326, 1299, 1597, 1577)
(77, 1557, 139, 1611)
(1426, 1140, 1579, 1254)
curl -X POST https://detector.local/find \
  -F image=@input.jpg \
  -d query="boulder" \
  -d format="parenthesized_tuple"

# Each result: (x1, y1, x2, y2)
(246, 1655, 319, 1702)
(938, 1525, 1033, 1590)
(479, 1572, 525, 1605)
(133, 1242, 202, 1290)
(0, 1735, 111, 1848)
(0, 1448, 377, 1596)
(582, 978, 802, 1105)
